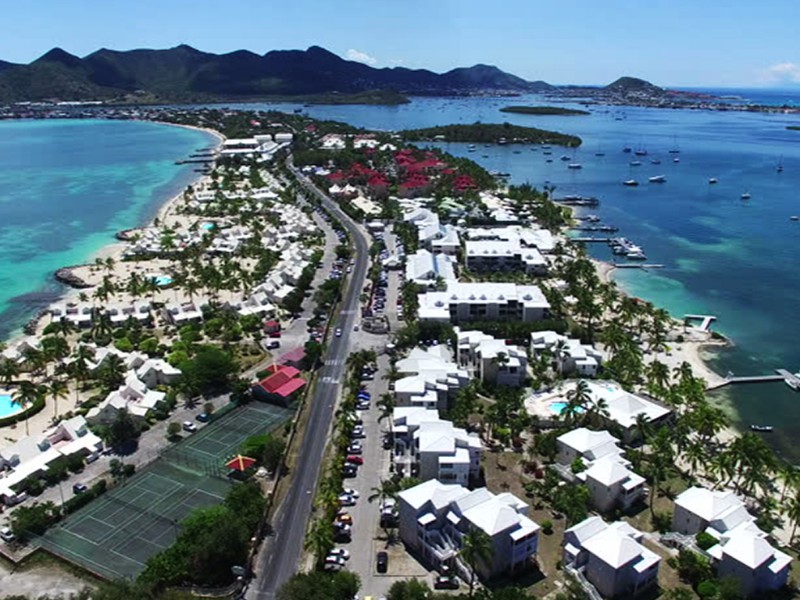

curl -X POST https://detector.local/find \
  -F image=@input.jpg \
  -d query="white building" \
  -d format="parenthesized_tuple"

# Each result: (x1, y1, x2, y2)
(405, 249, 458, 289)
(457, 330, 528, 387)
(418, 282, 550, 323)
(673, 487, 791, 596)
(394, 346, 470, 410)
(556, 428, 645, 512)
(392, 407, 481, 485)
(530, 331, 604, 377)
(136, 359, 182, 388)
(403, 208, 460, 255)
(464, 239, 548, 275)
(86, 372, 169, 424)
(581, 381, 673, 442)
(0, 416, 103, 504)
(398, 480, 540, 580)
(163, 301, 204, 325)
(564, 516, 660, 598)
(465, 224, 556, 254)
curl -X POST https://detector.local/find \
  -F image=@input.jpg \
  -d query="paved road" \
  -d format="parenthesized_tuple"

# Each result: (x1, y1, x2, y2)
(248, 159, 370, 599)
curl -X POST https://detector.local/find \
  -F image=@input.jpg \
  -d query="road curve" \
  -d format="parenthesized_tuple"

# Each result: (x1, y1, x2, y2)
(247, 158, 370, 599)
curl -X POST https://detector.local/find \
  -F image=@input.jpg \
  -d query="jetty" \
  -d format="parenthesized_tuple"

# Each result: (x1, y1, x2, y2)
(710, 369, 800, 391)
(614, 263, 664, 269)
(572, 237, 612, 243)
(684, 314, 716, 332)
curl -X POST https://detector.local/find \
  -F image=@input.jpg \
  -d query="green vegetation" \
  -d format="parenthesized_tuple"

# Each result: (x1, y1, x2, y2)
(276, 571, 360, 600)
(400, 122, 582, 147)
(177, 345, 239, 395)
(500, 105, 590, 116)
(140, 481, 265, 588)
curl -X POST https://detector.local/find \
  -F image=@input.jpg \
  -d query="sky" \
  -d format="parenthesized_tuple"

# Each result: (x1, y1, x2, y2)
(2, 0, 799, 88)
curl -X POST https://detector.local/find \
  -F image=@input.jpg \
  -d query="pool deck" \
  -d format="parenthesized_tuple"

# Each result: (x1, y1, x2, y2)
(524, 388, 568, 419)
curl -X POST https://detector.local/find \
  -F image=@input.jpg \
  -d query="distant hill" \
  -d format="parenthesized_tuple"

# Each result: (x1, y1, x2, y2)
(604, 76, 663, 94)
(0, 44, 553, 103)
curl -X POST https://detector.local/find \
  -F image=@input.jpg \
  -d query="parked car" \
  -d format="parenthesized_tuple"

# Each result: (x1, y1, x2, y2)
(328, 547, 351, 560)
(72, 483, 88, 495)
(336, 513, 353, 525)
(338, 494, 356, 507)
(434, 575, 460, 590)
(325, 555, 346, 567)
(347, 442, 363, 454)
(335, 328, 342, 337)
(342, 464, 358, 478)
(0, 527, 15, 543)
(196, 412, 211, 423)
(346, 455, 364, 465)
(182, 421, 197, 433)
(376, 551, 388, 573)
(341, 488, 360, 499)
(351, 425, 365, 438)
(266, 340, 280, 350)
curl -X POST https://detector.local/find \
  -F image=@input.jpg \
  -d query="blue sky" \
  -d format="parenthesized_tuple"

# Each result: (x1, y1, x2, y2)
(2, 0, 799, 88)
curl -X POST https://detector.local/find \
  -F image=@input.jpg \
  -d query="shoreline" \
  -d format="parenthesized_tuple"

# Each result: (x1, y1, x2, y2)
(591, 257, 731, 391)
(15, 121, 224, 342)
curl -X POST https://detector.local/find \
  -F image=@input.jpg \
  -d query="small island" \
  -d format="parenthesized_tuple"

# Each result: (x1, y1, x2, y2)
(399, 123, 582, 147)
(500, 105, 590, 116)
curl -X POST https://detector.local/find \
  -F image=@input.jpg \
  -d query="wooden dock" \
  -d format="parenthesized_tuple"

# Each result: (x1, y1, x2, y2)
(614, 264, 664, 269)
(685, 314, 716, 332)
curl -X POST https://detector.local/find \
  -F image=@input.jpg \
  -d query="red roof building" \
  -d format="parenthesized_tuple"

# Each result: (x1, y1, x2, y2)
(254, 365, 306, 406)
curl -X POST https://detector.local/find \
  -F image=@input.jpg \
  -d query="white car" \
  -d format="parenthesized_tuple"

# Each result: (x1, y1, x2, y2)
(328, 547, 351, 560)
(0, 526, 15, 543)
(335, 328, 342, 337)
(342, 488, 360, 499)
(325, 554, 347, 566)
(182, 421, 198, 433)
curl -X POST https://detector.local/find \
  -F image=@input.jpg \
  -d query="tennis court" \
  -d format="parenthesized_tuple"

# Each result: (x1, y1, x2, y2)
(41, 402, 293, 580)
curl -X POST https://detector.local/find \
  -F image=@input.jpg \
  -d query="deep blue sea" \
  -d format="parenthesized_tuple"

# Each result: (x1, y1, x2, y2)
(222, 92, 800, 458)
(0, 119, 214, 338)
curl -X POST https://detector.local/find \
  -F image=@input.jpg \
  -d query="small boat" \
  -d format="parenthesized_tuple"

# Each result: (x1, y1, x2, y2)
(546, 159, 553, 163)
(650, 158, 661, 165)
(560, 155, 571, 161)
(568, 163, 583, 169)
(673, 157, 680, 163)
(543, 150, 552, 155)
(709, 178, 718, 184)
(627, 250, 647, 260)
(750, 425, 774, 433)
(622, 147, 632, 153)
(669, 148, 681, 154)
(634, 149, 648, 156)
(791, 216, 799, 221)
(623, 179, 639, 187)
(630, 160, 642, 167)
(777, 155, 784, 173)
(482, 154, 489, 158)
(648, 175, 666, 183)
(741, 192, 752, 200)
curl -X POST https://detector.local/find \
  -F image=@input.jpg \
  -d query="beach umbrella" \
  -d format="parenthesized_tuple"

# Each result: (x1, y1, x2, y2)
(226, 455, 257, 472)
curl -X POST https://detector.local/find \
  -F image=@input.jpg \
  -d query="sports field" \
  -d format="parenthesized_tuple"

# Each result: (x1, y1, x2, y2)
(41, 402, 293, 580)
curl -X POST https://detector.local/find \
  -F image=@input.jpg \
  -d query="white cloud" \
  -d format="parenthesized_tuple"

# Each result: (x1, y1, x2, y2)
(346, 49, 377, 66)
(759, 62, 800, 84)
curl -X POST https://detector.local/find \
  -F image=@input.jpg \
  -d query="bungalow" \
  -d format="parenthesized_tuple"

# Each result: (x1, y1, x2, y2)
(87, 372, 167, 424)
(394, 346, 470, 410)
(136, 359, 182, 388)
(253, 364, 307, 406)
(581, 380, 673, 443)
(564, 516, 660, 598)
(405, 249, 457, 289)
(163, 301, 204, 325)
(398, 480, 540, 581)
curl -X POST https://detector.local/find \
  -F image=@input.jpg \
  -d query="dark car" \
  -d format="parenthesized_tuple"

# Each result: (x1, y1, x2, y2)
(376, 551, 388, 573)
(434, 575, 460, 590)
(196, 412, 211, 423)
(72, 483, 88, 495)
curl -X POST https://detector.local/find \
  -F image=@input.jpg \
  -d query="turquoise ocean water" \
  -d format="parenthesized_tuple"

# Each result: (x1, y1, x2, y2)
(225, 94, 800, 459)
(0, 119, 214, 338)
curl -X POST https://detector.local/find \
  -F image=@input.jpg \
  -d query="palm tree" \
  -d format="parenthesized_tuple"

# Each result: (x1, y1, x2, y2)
(49, 378, 68, 419)
(785, 493, 800, 543)
(53, 318, 77, 339)
(304, 518, 333, 567)
(70, 345, 93, 400)
(460, 527, 494, 597)
(13, 380, 41, 435)
(0, 360, 19, 387)
(563, 380, 592, 426)
(646, 360, 671, 399)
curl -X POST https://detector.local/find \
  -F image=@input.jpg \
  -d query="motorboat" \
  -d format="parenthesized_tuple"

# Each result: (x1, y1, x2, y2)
(708, 178, 718, 184)
(560, 155, 572, 161)
(648, 175, 666, 183)
(673, 157, 680, 163)
(650, 158, 661, 165)
(629, 160, 642, 167)
(623, 179, 639, 186)
(741, 192, 752, 200)
(568, 163, 583, 169)
(750, 425, 774, 433)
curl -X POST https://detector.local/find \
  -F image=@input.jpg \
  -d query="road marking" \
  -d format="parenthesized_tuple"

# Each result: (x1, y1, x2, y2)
(320, 376, 340, 385)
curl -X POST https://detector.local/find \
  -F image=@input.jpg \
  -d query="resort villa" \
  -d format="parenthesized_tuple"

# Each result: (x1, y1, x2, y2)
(391, 407, 481, 485)
(672, 486, 791, 596)
(393, 346, 470, 411)
(530, 330, 604, 377)
(563, 516, 660, 598)
(398, 480, 540, 581)
(456, 330, 528, 387)
(555, 428, 645, 513)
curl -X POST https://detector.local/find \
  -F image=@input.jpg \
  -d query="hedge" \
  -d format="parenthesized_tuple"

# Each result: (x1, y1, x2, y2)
(0, 394, 46, 428)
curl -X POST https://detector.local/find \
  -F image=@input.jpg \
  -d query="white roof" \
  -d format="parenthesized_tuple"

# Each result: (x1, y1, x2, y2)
(557, 428, 619, 458)
(405, 249, 457, 285)
(418, 282, 549, 320)
(713, 532, 793, 571)
(570, 517, 659, 571)
(462, 494, 539, 537)
(585, 457, 644, 488)
(583, 381, 672, 428)
(674, 486, 746, 524)
(398, 479, 469, 511)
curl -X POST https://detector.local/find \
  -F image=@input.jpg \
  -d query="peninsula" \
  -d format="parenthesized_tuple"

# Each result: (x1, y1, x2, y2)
(500, 105, 590, 116)
(399, 122, 582, 146)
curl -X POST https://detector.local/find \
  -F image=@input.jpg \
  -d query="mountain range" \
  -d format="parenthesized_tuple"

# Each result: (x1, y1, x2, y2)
(0, 45, 557, 103)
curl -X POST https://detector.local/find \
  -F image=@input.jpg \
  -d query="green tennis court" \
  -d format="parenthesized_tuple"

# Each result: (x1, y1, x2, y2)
(40, 402, 293, 580)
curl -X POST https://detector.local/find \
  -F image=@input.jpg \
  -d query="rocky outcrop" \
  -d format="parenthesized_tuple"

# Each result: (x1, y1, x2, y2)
(54, 267, 92, 289)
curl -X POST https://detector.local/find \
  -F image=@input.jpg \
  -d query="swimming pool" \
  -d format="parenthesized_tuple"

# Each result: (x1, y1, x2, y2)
(548, 401, 585, 416)
(0, 394, 23, 419)
(200, 222, 215, 231)
(150, 275, 173, 287)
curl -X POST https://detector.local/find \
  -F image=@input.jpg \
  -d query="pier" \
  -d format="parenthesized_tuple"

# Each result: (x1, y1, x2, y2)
(709, 369, 800, 390)
(614, 263, 664, 269)
(684, 314, 716, 332)
(572, 237, 612, 243)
